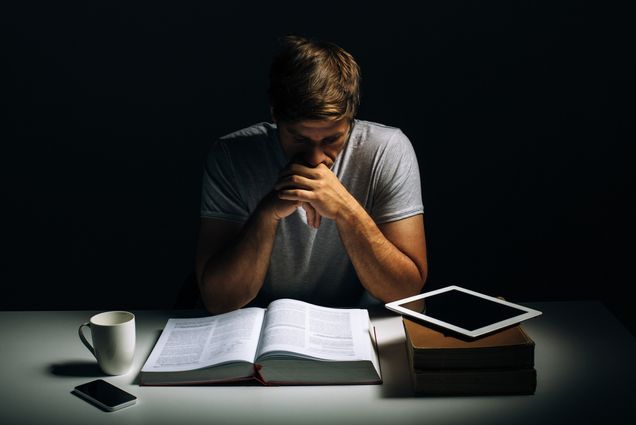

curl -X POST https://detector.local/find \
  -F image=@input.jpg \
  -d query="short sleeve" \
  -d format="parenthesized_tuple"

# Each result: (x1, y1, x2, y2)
(200, 140, 249, 222)
(370, 130, 424, 223)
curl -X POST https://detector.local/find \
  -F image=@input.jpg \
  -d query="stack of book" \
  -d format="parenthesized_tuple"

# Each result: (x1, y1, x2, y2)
(403, 318, 537, 395)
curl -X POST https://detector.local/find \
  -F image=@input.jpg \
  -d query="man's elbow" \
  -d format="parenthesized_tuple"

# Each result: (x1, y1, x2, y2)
(199, 290, 237, 316)
(417, 262, 428, 292)
(198, 276, 254, 316)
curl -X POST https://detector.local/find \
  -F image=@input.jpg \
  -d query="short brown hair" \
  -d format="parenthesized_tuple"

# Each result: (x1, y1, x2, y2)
(268, 35, 361, 123)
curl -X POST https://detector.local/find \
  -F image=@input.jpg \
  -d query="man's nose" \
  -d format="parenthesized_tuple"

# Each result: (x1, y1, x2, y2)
(303, 147, 328, 167)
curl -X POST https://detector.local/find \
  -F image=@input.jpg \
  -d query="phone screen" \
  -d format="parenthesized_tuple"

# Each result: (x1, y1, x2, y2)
(73, 379, 137, 411)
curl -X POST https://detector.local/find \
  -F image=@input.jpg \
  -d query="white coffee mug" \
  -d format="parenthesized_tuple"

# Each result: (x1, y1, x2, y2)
(78, 311, 136, 375)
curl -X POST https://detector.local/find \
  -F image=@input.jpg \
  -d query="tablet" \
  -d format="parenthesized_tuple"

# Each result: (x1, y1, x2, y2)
(385, 285, 542, 338)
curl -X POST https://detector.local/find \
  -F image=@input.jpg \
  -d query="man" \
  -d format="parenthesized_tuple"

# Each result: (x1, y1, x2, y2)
(196, 35, 427, 315)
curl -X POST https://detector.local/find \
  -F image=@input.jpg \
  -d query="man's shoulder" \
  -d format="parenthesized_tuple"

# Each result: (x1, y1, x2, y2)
(354, 119, 400, 132)
(207, 122, 284, 171)
(211, 122, 281, 161)
(352, 119, 409, 149)
(219, 122, 275, 143)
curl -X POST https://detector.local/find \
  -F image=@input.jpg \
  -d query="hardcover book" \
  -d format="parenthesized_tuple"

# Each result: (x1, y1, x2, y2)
(410, 367, 537, 396)
(403, 318, 535, 370)
(403, 318, 536, 395)
(140, 299, 381, 386)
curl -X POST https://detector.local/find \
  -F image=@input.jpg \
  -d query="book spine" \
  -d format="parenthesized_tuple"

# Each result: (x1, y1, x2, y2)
(411, 368, 537, 396)
(411, 345, 535, 370)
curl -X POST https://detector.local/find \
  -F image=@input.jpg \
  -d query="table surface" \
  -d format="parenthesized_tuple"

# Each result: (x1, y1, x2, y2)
(1, 301, 634, 425)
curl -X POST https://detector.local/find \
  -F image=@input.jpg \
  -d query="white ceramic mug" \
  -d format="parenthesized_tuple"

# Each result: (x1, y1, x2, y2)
(78, 311, 136, 375)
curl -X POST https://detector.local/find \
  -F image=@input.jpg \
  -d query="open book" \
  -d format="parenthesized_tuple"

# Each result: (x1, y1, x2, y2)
(139, 299, 381, 385)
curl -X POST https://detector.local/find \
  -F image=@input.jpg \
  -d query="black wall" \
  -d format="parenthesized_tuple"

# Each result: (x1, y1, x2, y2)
(3, 2, 633, 330)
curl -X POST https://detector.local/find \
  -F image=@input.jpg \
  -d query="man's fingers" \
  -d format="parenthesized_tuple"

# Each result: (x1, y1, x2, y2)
(279, 163, 322, 179)
(302, 203, 315, 228)
(275, 174, 314, 191)
(278, 189, 315, 202)
(268, 192, 302, 221)
(302, 202, 321, 229)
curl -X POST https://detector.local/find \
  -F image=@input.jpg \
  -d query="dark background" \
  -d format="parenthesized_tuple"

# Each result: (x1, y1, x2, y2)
(2, 2, 633, 333)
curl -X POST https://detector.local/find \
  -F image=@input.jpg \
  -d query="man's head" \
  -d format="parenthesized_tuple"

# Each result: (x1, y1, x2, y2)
(269, 35, 361, 167)
(269, 35, 361, 124)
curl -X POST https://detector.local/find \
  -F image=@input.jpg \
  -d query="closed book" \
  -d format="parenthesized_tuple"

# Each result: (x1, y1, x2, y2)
(410, 367, 537, 396)
(403, 318, 535, 370)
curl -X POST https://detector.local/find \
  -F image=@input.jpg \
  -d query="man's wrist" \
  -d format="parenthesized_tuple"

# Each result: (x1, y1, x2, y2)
(254, 195, 284, 229)
(334, 195, 367, 227)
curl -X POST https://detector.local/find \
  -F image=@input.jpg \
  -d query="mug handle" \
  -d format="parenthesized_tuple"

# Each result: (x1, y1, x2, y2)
(78, 322, 96, 358)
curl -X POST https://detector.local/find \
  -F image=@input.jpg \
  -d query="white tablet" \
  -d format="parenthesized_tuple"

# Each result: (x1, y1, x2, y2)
(385, 285, 542, 338)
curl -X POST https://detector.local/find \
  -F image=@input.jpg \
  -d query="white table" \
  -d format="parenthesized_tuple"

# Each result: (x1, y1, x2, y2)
(1, 302, 634, 425)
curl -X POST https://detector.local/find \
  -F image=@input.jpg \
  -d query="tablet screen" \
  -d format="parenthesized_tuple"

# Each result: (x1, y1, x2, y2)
(398, 289, 529, 331)
(386, 285, 542, 338)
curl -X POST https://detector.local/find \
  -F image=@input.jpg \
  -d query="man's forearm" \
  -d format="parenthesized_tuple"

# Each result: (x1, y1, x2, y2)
(336, 202, 426, 303)
(200, 206, 278, 315)
(275, 161, 426, 301)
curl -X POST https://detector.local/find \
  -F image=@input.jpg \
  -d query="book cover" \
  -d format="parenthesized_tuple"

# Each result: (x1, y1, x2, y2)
(403, 318, 535, 370)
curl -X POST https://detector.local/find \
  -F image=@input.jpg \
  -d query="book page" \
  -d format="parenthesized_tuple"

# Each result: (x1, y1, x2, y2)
(256, 299, 372, 361)
(141, 308, 265, 372)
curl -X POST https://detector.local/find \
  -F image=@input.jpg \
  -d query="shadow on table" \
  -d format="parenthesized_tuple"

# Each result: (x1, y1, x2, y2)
(49, 361, 104, 377)
(131, 330, 162, 385)
(378, 337, 416, 398)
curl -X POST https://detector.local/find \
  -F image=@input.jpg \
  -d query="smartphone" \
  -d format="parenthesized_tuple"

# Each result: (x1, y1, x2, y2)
(73, 379, 137, 412)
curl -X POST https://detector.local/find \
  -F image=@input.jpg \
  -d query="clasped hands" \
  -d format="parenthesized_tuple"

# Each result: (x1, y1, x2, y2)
(270, 161, 353, 228)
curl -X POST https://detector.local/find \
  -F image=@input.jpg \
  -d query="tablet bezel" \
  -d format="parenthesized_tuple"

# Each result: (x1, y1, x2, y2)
(385, 285, 542, 338)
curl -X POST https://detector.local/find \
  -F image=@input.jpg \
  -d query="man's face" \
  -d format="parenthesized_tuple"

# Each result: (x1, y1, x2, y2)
(277, 117, 351, 168)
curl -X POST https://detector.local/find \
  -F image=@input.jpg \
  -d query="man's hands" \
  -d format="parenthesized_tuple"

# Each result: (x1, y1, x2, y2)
(274, 162, 355, 228)
(272, 160, 428, 303)
(262, 191, 301, 223)
(260, 180, 322, 228)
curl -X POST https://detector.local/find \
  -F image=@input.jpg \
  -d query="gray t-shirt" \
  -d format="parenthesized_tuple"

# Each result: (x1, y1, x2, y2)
(201, 119, 423, 307)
